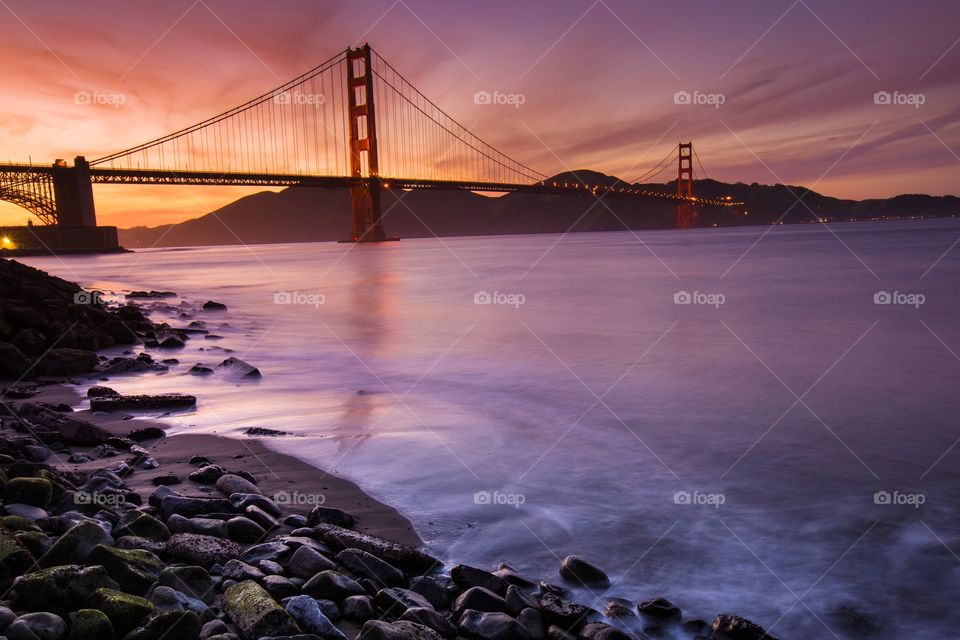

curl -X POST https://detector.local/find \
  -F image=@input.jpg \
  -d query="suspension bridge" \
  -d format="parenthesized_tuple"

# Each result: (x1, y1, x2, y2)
(0, 44, 741, 251)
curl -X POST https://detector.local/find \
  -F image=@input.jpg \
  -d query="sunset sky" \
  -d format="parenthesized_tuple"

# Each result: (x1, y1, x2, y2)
(1, 0, 958, 228)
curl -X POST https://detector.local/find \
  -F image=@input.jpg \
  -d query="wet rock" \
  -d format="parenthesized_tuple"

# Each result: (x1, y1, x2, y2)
(38, 520, 112, 568)
(190, 364, 214, 375)
(88, 544, 163, 594)
(452, 564, 508, 595)
(357, 620, 444, 640)
(637, 597, 681, 620)
(302, 570, 366, 601)
(828, 604, 880, 636)
(90, 393, 196, 412)
(100, 357, 168, 375)
(409, 576, 450, 610)
(262, 574, 298, 601)
(400, 607, 457, 639)
(115, 510, 170, 541)
(710, 614, 778, 640)
(602, 598, 634, 619)
(493, 563, 535, 589)
(0, 342, 31, 378)
(452, 587, 510, 618)
(375, 588, 436, 618)
(537, 594, 593, 633)
(5, 477, 53, 508)
(13, 565, 118, 612)
(218, 357, 261, 378)
(505, 585, 538, 616)
(545, 626, 576, 640)
(152, 474, 183, 486)
(158, 566, 216, 605)
(222, 580, 300, 640)
(285, 595, 346, 639)
(68, 608, 114, 640)
(343, 595, 376, 622)
(337, 548, 405, 587)
(128, 426, 165, 442)
(89, 587, 155, 636)
(313, 524, 441, 573)
(164, 533, 243, 566)
(227, 516, 265, 543)
(517, 608, 544, 640)
(5, 611, 67, 640)
(87, 385, 119, 397)
(160, 495, 232, 520)
(229, 493, 281, 517)
(188, 465, 228, 484)
(141, 609, 202, 640)
(222, 559, 266, 582)
(153, 324, 186, 348)
(458, 609, 531, 640)
(308, 506, 354, 529)
(12, 404, 112, 446)
(244, 427, 289, 436)
(33, 348, 99, 376)
(580, 622, 633, 639)
(288, 545, 337, 579)
(558, 555, 608, 588)
(67, 452, 92, 464)
(200, 619, 230, 639)
(215, 474, 260, 497)
(202, 301, 227, 311)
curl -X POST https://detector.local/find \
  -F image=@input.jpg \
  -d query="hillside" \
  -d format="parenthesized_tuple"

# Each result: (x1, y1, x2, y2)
(119, 172, 960, 248)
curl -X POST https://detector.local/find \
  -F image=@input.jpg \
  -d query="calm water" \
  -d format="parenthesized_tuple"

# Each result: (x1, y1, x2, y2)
(23, 220, 960, 638)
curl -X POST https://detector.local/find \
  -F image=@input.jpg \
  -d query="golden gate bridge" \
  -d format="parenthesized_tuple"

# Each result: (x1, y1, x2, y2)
(0, 44, 741, 250)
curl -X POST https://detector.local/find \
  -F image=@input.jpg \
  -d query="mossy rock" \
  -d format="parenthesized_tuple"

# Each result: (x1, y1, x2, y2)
(89, 587, 155, 636)
(123, 610, 201, 640)
(222, 580, 300, 639)
(1, 515, 42, 533)
(0, 523, 35, 581)
(68, 608, 114, 640)
(38, 520, 112, 568)
(16, 530, 52, 558)
(4, 476, 53, 508)
(88, 544, 163, 595)
(14, 564, 118, 614)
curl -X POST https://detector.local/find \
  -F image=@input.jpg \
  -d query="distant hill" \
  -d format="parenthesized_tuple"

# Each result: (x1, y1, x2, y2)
(119, 171, 960, 248)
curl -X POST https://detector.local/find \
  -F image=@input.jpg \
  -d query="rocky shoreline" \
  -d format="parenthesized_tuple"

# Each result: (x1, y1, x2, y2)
(0, 258, 780, 640)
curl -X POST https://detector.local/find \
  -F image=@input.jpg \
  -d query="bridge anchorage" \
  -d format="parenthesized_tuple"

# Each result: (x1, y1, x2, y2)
(0, 42, 742, 252)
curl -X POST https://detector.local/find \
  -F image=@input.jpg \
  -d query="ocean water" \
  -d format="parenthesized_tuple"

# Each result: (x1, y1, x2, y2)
(22, 219, 960, 638)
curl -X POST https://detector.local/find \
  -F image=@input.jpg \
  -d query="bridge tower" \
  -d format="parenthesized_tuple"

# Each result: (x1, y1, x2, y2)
(346, 44, 387, 242)
(676, 142, 695, 228)
(52, 156, 97, 227)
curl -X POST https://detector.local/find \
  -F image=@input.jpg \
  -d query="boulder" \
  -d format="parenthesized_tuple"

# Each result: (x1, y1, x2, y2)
(88, 544, 163, 594)
(0, 524, 36, 580)
(5, 611, 67, 640)
(89, 587, 155, 636)
(0, 342, 31, 378)
(90, 394, 196, 412)
(217, 357, 260, 378)
(68, 608, 114, 640)
(357, 620, 444, 640)
(537, 594, 593, 632)
(164, 533, 243, 566)
(313, 524, 441, 573)
(710, 614, 778, 640)
(458, 610, 531, 640)
(288, 545, 337, 579)
(38, 520, 112, 568)
(285, 595, 346, 639)
(301, 570, 366, 601)
(13, 565, 118, 613)
(337, 548, 405, 587)
(375, 588, 435, 618)
(308, 506, 354, 528)
(452, 587, 510, 618)
(215, 474, 260, 497)
(452, 564, 508, 595)
(222, 580, 300, 640)
(202, 301, 227, 311)
(115, 510, 170, 542)
(558, 555, 609, 587)
(399, 608, 457, 639)
(33, 348, 99, 376)
(4, 477, 54, 508)
(342, 595, 376, 622)
(157, 565, 216, 605)
(637, 597, 681, 620)
(141, 609, 202, 640)
(226, 516, 265, 543)
(408, 576, 450, 610)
